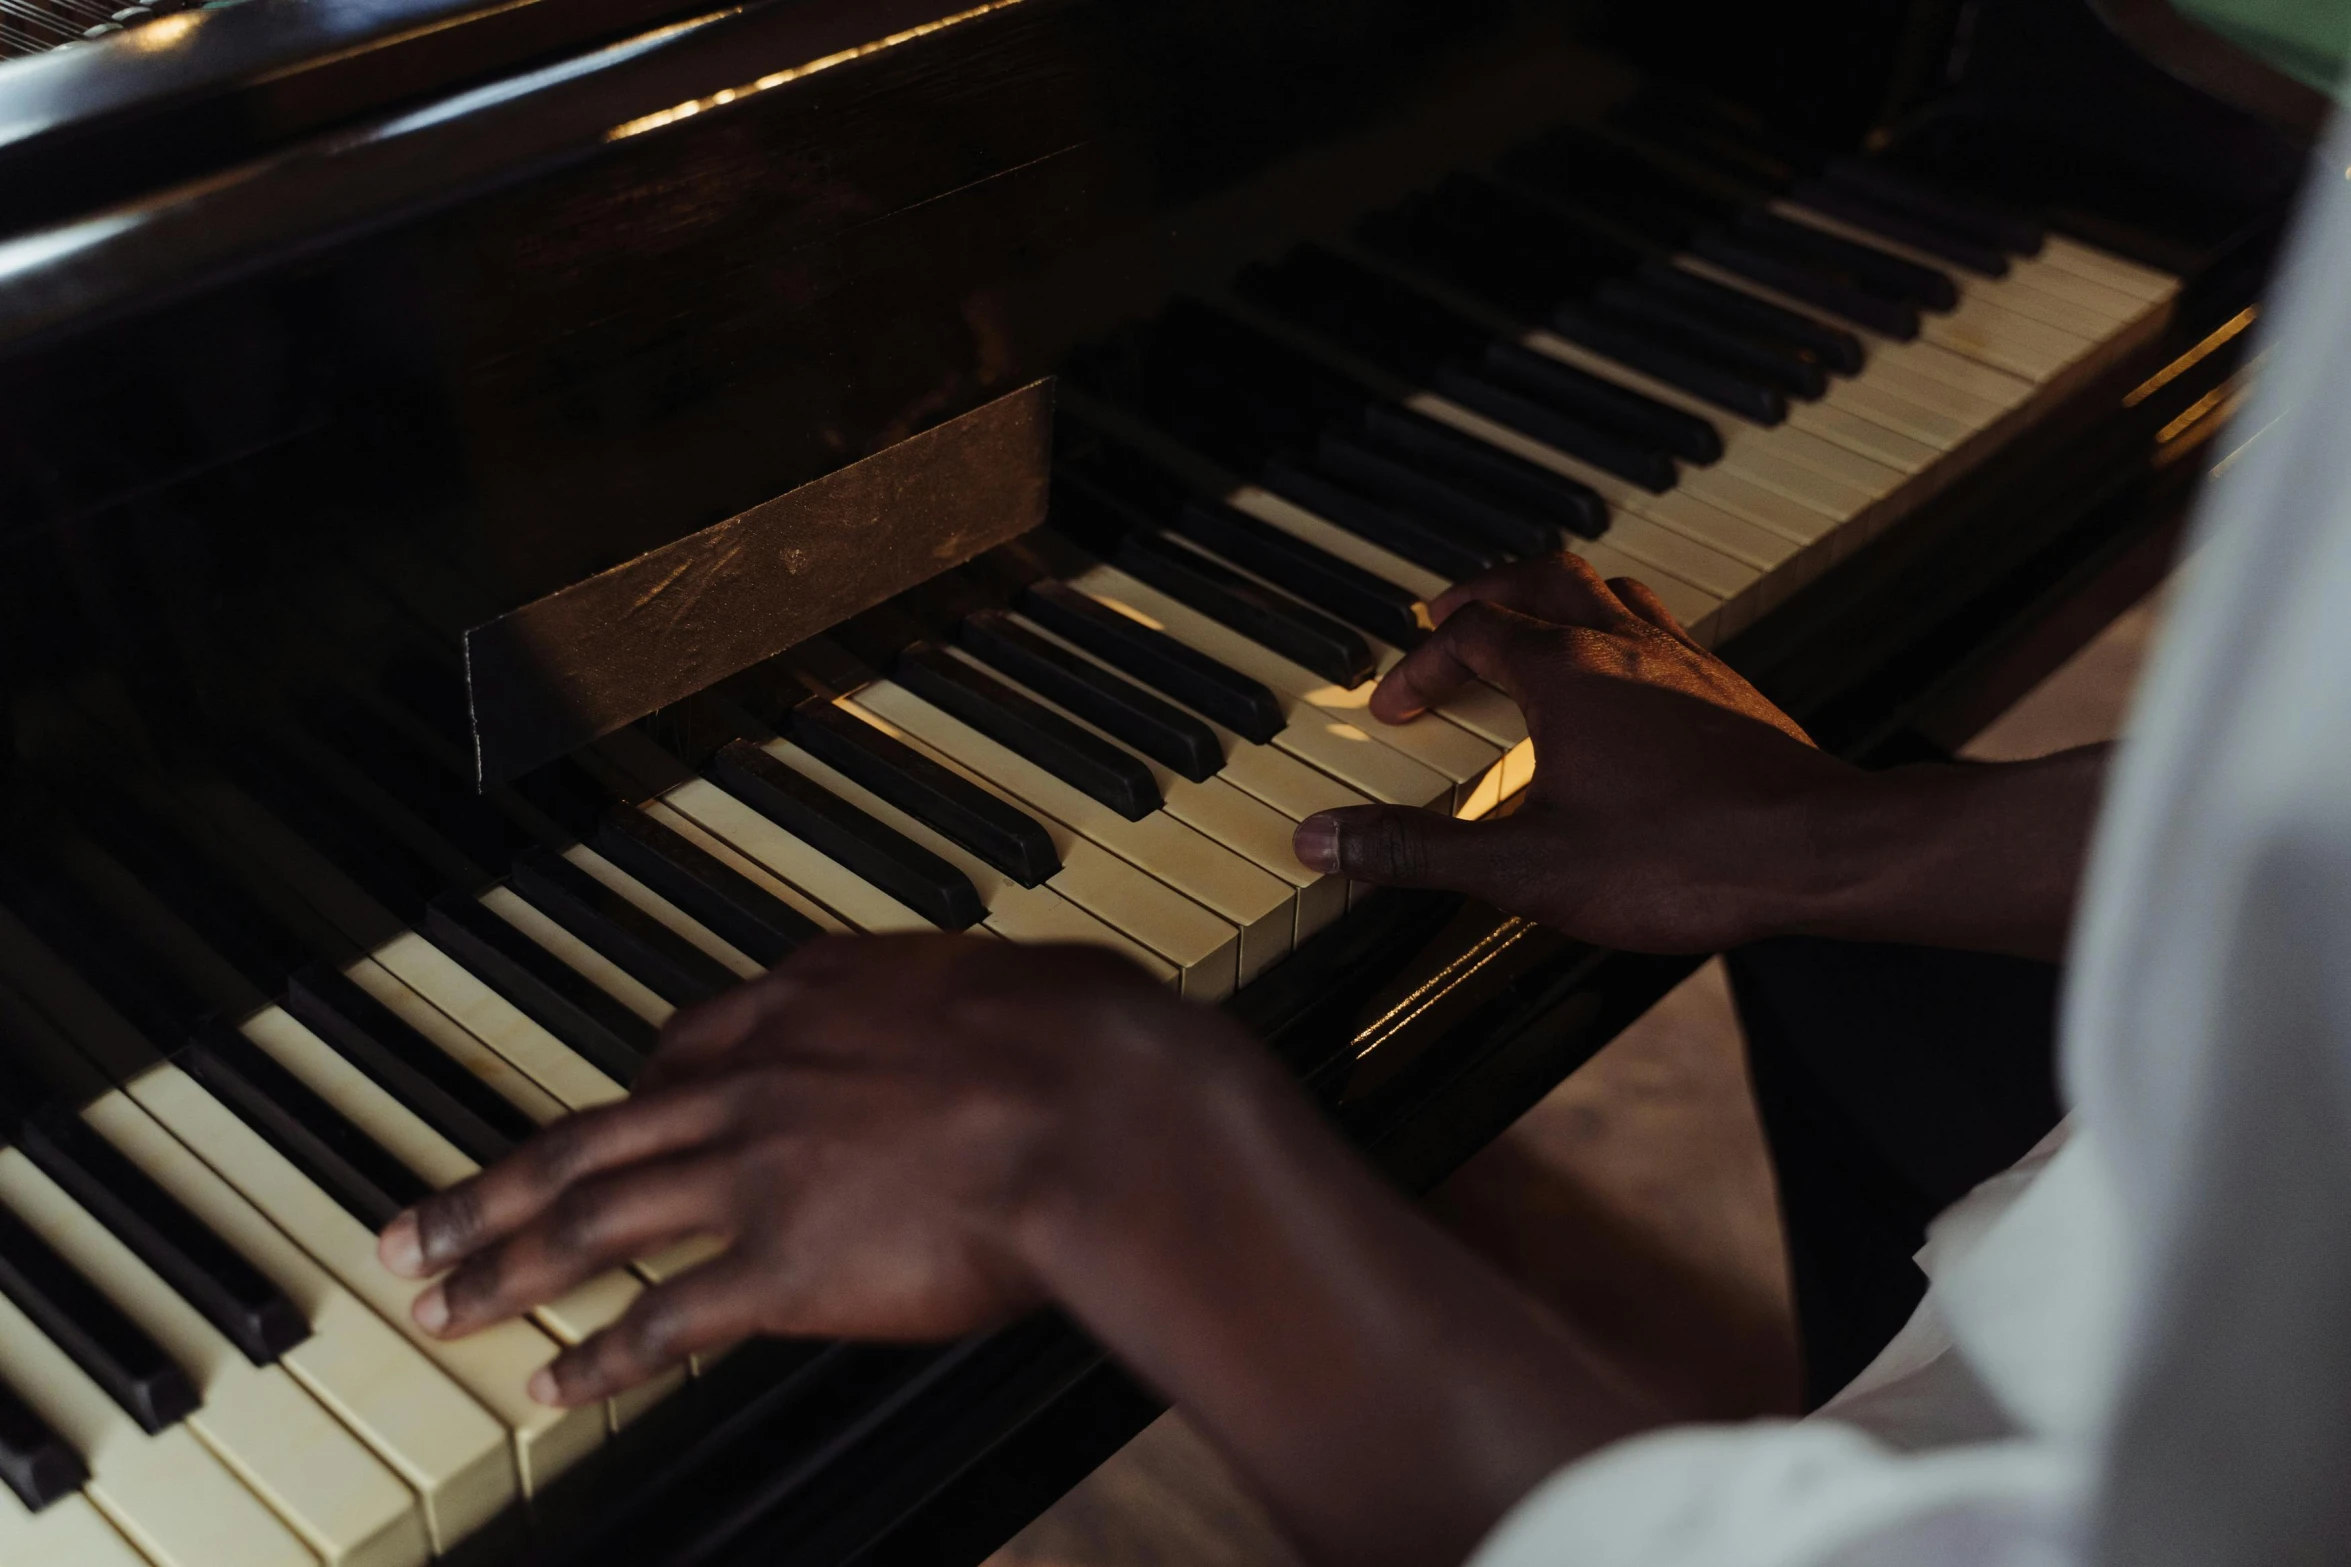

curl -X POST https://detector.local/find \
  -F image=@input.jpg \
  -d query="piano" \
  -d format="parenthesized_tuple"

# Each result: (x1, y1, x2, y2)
(0, 0, 2316, 1561)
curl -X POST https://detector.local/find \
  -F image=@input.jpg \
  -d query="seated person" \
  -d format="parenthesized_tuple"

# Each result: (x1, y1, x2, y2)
(371, 127, 2351, 1567)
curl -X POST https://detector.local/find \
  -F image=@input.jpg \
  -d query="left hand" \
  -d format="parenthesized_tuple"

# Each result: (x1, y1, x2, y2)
(377, 934, 1256, 1406)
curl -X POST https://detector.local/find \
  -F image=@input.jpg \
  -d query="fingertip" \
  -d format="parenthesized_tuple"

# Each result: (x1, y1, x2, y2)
(379, 1212, 425, 1278)
(412, 1283, 450, 1336)
(527, 1364, 564, 1406)
(1369, 670, 1429, 725)
(1292, 813, 1339, 874)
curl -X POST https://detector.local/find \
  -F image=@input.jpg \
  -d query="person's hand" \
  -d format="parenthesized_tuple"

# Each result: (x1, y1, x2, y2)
(378, 932, 1663, 1566)
(375, 935, 1262, 1407)
(1292, 553, 1857, 953)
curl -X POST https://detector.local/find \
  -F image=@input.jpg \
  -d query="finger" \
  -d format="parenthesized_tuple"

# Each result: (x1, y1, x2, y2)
(529, 1252, 765, 1407)
(414, 1152, 743, 1339)
(636, 972, 787, 1092)
(1292, 804, 1555, 900)
(1371, 599, 1553, 722)
(380, 1081, 738, 1278)
(1426, 552, 1642, 633)
(1607, 577, 1705, 652)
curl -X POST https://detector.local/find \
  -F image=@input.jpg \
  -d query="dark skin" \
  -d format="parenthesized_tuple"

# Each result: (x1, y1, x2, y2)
(380, 555, 2106, 1566)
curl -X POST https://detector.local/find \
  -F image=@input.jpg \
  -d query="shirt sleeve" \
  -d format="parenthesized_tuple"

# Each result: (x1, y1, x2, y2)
(1466, 1423, 2084, 1567)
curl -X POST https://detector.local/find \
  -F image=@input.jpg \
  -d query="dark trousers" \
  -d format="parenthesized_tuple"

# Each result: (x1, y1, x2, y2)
(1726, 938, 2066, 1410)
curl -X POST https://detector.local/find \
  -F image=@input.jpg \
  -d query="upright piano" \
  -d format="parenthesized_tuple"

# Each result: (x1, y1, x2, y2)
(0, 0, 2319, 1562)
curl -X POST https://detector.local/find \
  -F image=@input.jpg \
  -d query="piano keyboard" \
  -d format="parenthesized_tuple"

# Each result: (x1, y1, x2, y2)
(0, 108, 2176, 1564)
(0, 0, 222, 57)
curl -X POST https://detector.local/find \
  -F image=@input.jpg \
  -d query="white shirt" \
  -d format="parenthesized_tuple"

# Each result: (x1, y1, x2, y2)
(1470, 113, 2351, 1567)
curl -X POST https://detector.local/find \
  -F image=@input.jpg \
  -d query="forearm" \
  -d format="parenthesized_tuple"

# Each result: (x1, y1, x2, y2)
(1769, 744, 2111, 960)
(1021, 1042, 1657, 1567)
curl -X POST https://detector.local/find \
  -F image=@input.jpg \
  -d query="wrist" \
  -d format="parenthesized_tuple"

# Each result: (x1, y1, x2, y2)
(1737, 761, 1960, 944)
(1005, 997, 1281, 1294)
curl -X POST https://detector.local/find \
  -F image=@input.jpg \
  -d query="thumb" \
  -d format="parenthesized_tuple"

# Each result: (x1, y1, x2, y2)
(1292, 805, 1552, 897)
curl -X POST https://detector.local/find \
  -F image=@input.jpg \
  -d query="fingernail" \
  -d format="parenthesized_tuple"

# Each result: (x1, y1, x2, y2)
(1293, 814, 1339, 873)
(527, 1366, 562, 1406)
(379, 1213, 424, 1277)
(413, 1285, 450, 1335)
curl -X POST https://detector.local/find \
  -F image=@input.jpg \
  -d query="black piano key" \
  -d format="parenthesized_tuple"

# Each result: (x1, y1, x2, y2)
(1261, 452, 1507, 580)
(894, 646, 1162, 822)
(1548, 302, 1787, 425)
(1732, 209, 1958, 311)
(15, 1102, 308, 1367)
(508, 847, 738, 1007)
(1429, 366, 1680, 490)
(1581, 286, 1830, 400)
(0, 1201, 200, 1435)
(1473, 341, 1723, 463)
(1817, 157, 2044, 257)
(1687, 232, 1920, 339)
(1234, 247, 1486, 385)
(1015, 580, 1287, 747)
(1165, 498, 1430, 649)
(1789, 179, 2009, 276)
(707, 740, 986, 931)
(786, 704, 1059, 888)
(1356, 403, 1602, 544)
(956, 610, 1225, 784)
(1627, 261, 1866, 375)
(589, 808, 819, 969)
(0, 850, 208, 1050)
(1495, 127, 1733, 247)
(1059, 442, 1431, 644)
(180, 1021, 433, 1232)
(1111, 531, 1376, 689)
(1361, 177, 1638, 312)
(299, 697, 535, 874)
(0, 1369, 84, 1512)
(422, 894, 657, 1085)
(69, 788, 312, 993)
(283, 965, 537, 1164)
(216, 739, 444, 922)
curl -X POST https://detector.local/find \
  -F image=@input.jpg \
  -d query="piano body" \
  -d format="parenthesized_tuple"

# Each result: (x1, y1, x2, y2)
(0, 0, 2315, 1562)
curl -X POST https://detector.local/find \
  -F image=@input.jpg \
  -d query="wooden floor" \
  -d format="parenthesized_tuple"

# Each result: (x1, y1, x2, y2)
(985, 594, 2166, 1567)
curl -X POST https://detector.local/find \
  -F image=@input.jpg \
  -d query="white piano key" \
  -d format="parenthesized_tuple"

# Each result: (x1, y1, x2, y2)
(1665, 258, 1995, 443)
(478, 885, 673, 1029)
(560, 845, 765, 981)
(841, 701, 1243, 1000)
(0, 1150, 427, 1567)
(1205, 485, 1535, 774)
(341, 957, 569, 1129)
(2028, 235, 2180, 302)
(1394, 389, 1771, 603)
(365, 933, 626, 1113)
(1130, 536, 1514, 799)
(750, 733, 1188, 990)
(652, 779, 939, 936)
(1066, 566, 1467, 810)
(1221, 483, 1452, 599)
(953, 625, 1354, 939)
(1815, 368, 1976, 450)
(849, 679, 1295, 984)
(0, 1267, 316, 1567)
(1767, 201, 2139, 339)
(237, 1008, 679, 1430)
(82, 1093, 513, 1553)
(2007, 253, 2168, 319)
(633, 800, 856, 940)
(1784, 396, 1942, 473)
(1516, 326, 1906, 509)
(123, 1065, 602, 1495)
(0, 1481, 147, 1567)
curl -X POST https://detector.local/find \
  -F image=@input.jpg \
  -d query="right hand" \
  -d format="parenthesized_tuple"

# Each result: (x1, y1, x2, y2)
(1292, 553, 1859, 953)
